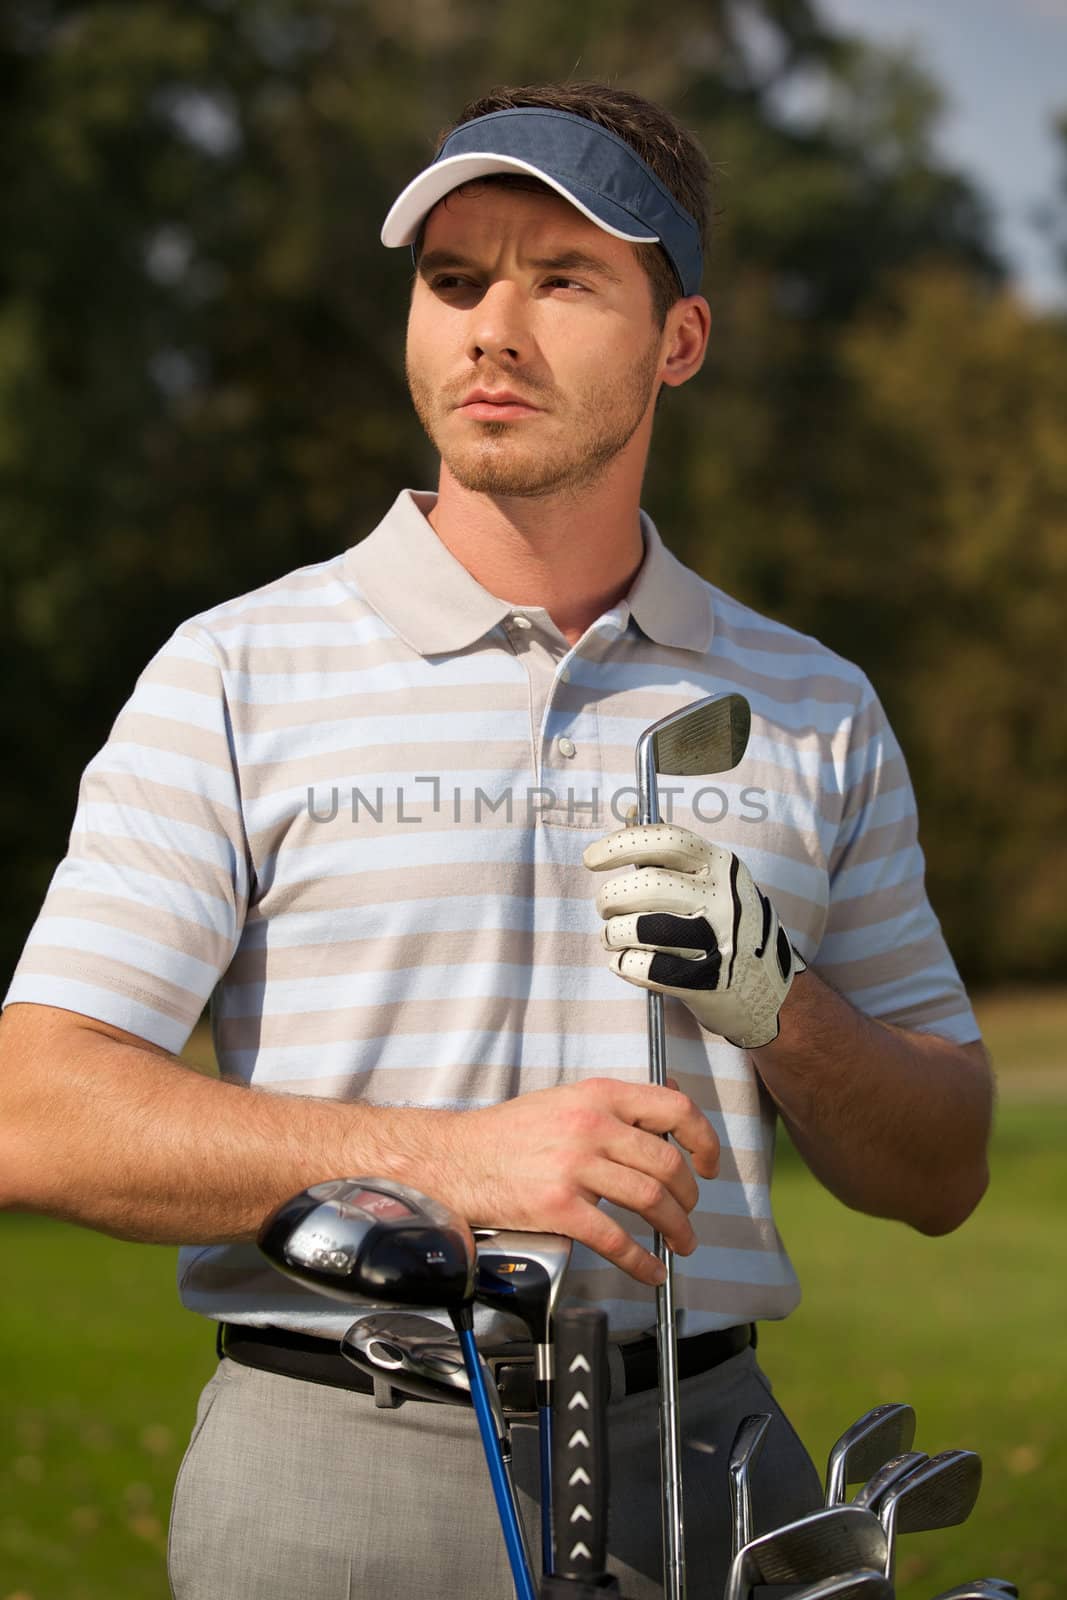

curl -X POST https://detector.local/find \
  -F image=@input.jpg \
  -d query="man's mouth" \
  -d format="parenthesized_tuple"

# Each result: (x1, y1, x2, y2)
(459, 400, 541, 420)
(457, 388, 542, 420)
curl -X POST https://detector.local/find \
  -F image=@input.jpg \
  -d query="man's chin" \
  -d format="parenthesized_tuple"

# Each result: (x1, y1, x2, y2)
(439, 452, 573, 500)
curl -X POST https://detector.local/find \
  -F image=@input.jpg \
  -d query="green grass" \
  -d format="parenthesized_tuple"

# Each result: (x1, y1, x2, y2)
(760, 1101, 1065, 1600)
(0, 1224, 213, 1599)
(0, 995, 1063, 1599)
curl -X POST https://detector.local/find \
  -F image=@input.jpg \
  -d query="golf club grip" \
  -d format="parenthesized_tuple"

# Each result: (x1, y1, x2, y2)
(550, 1307, 617, 1590)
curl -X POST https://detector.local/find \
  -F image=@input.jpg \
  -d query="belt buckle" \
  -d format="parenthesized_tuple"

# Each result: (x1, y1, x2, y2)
(485, 1351, 538, 1419)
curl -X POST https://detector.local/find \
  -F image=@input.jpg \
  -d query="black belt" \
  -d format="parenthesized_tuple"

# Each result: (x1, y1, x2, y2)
(217, 1320, 755, 1416)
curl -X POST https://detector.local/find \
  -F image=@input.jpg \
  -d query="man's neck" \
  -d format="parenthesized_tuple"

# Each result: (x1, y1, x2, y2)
(426, 471, 645, 646)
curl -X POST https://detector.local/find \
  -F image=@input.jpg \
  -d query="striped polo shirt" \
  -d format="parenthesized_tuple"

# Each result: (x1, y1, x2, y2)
(6, 488, 980, 1340)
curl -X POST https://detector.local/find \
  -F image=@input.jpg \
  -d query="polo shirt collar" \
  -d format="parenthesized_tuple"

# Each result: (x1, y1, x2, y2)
(626, 511, 715, 653)
(345, 488, 713, 655)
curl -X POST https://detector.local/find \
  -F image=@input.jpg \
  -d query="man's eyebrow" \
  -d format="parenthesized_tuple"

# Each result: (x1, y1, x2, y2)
(417, 248, 625, 285)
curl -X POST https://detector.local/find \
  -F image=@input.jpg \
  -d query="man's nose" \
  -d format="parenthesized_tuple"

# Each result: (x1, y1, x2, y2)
(466, 279, 532, 364)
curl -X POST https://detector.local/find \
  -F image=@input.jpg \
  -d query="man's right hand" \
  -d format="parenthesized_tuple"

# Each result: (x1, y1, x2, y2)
(435, 1078, 720, 1287)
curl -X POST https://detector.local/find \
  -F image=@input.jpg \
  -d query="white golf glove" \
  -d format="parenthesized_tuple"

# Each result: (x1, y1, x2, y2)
(583, 823, 805, 1049)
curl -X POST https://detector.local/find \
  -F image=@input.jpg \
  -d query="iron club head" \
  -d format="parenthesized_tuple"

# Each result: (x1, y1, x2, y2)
(635, 691, 751, 824)
(825, 1403, 917, 1506)
(879, 1449, 983, 1580)
(725, 1504, 889, 1600)
(852, 1450, 929, 1513)
(728, 1412, 772, 1560)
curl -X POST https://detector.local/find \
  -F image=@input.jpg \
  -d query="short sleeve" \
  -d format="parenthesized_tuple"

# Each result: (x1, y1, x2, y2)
(818, 677, 981, 1045)
(3, 626, 249, 1052)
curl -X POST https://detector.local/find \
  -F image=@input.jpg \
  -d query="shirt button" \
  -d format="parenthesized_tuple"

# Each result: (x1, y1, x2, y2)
(558, 737, 576, 759)
(510, 614, 532, 630)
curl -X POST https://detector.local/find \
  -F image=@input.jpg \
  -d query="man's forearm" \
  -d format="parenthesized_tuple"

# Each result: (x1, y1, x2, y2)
(0, 1006, 453, 1245)
(754, 969, 994, 1234)
(0, 1003, 720, 1284)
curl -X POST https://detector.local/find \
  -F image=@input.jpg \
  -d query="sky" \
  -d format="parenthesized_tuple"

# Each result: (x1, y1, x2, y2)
(813, 0, 1067, 308)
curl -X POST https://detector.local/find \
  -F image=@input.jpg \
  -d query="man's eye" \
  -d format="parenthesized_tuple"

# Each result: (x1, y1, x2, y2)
(429, 276, 587, 292)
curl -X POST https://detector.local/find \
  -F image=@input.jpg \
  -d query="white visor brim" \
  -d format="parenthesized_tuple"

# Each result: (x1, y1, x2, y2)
(380, 153, 660, 248)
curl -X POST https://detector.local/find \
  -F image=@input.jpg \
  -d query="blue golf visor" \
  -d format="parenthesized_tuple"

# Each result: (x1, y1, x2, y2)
(380, 106, 703, 298)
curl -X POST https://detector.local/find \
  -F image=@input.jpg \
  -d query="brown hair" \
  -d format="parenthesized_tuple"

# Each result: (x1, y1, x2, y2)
(413, 81, 712, 330)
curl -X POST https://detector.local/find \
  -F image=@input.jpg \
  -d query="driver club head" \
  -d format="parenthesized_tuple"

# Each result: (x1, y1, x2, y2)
(825, 1403, 917, 1506)
(258, 1178, 475, 1310)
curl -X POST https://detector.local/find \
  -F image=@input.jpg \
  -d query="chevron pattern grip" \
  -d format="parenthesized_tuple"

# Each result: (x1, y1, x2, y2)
(551, 1306, 612, 1583)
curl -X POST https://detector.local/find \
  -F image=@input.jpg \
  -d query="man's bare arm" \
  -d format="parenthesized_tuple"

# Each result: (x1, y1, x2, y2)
(0, 1003, 449, 1245)
(0, 1002, 720, 1286)
(754, 969, 994, 1234)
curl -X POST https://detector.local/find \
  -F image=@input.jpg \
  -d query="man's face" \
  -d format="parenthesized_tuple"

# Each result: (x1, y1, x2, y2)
(405, 183, 671, 500)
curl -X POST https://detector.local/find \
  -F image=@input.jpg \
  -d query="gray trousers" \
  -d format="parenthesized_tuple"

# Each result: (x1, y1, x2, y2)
(167, 1345, 821, 1599)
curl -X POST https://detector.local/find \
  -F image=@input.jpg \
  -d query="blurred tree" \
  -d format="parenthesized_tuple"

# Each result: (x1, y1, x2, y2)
(842, 271, 1067, 981)
(1033, 106, 1067, 286)
(2, 0, 1059, 989)
(678, 263, 1067, 984)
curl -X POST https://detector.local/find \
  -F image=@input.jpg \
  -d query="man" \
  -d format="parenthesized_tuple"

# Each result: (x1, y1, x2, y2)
(0, 83, 992, 1600)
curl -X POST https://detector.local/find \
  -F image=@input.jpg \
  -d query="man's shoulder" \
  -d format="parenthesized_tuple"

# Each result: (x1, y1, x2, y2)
(699, 576, 874, 705)
(170, 549, 369, 660)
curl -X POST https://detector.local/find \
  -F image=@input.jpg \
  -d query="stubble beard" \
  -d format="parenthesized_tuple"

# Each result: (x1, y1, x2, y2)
(406, 333, 662, 500)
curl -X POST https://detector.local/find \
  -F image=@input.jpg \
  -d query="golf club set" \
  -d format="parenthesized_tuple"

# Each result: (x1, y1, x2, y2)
(253, 695, 1016, 1599)
(723, 1404, 1015, 1600)
(256, 1176, 1015, 1600)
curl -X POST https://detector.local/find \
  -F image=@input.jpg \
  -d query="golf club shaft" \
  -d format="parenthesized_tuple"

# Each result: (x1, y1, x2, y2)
(638, 746, 686, 1600)
(649, 991, 686, 1600)
(480, 1350, 530, 1570)
(631, 695, 755, 1600)
(457, 1324, 538, 1600)
(538, 1400, 554, 1575)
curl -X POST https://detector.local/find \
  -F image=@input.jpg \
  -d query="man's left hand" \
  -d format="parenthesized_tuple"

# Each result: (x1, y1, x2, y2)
(583, 823, 804, 1049)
